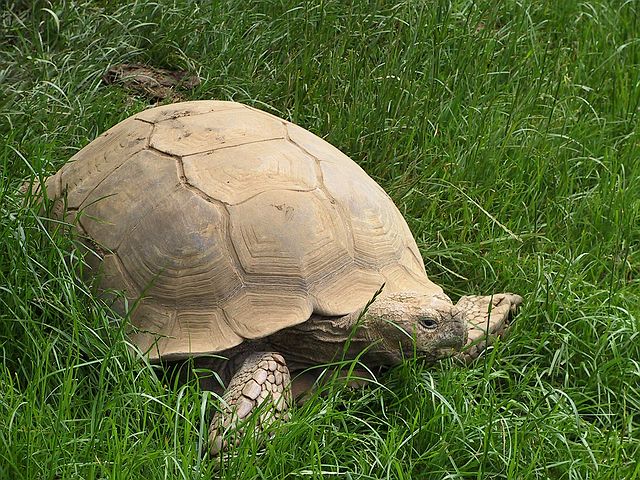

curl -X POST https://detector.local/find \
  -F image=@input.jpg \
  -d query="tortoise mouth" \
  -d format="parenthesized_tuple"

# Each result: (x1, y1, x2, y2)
(436, 347, 458, 358)
(418, 330, 465, 360)
(417, 340, 463, 361)
(417, 347, 457, 363)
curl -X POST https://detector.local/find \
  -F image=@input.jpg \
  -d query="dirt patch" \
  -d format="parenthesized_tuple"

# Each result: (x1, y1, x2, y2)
(103, 64, 200, 102)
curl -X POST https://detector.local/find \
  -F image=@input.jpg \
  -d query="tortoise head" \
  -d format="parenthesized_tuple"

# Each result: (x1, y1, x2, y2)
(359, 291, 467, 365)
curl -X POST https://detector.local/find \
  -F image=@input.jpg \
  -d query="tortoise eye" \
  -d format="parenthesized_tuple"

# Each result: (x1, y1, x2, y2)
(420, 318, 438, 330)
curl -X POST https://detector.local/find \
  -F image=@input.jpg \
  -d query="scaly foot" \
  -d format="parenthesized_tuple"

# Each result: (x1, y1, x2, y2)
(208, 352, 292, 456)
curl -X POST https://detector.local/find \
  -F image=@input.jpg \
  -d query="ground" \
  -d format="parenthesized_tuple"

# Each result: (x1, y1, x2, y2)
(0, 1, 639, 479)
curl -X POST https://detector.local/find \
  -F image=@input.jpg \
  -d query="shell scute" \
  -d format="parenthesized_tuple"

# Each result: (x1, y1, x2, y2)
(77, 149, 179, 251)
(310, 265, 385, 315)
(183, 139, 318, 205)
(228, 189, 351, 281)
(150, 108, 285, 157)
(320, 160, 404, 268)
(223, 287, 313, 340)
(117, 188, 243, 308)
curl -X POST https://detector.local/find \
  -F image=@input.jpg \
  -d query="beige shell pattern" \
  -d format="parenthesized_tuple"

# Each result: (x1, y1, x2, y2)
(45, 101, 442, 360)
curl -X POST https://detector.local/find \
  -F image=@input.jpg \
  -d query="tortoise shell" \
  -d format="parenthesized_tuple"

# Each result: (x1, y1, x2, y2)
(45, 101, 442, 360)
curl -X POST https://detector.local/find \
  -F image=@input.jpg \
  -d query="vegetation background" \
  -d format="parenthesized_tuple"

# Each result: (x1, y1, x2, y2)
(1, 0, 638, 478)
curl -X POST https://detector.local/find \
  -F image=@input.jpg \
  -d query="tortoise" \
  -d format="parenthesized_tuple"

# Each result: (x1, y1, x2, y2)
(39, 100, 522, 455)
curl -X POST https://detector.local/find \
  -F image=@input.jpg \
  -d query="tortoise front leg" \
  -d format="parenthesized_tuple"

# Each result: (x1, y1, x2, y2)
(208, 352, 292, 456)
(455, 293, 523, 363)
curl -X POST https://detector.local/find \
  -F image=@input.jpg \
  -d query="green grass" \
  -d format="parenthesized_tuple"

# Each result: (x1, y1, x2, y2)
(1, 0, 639, 478)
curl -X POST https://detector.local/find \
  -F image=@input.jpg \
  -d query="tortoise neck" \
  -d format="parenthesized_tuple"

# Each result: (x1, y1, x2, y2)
(268, 310, 374, 370)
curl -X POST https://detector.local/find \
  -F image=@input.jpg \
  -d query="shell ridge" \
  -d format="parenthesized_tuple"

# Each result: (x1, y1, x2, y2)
(151, 106, 246, 124)
(134, 100, 245, 124)
(179, 136, 285, 158)
(134, 117, 155, 126)
(147, 144, 182, 160)
(229, 186, 318, 207)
